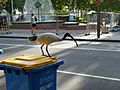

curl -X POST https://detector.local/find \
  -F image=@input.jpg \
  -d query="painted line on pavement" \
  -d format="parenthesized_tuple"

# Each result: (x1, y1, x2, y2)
(2, 46, 21, 50)
(0, 43, 120, 52)
(57, 70, 120, 82)
(0, 71, 4, 79)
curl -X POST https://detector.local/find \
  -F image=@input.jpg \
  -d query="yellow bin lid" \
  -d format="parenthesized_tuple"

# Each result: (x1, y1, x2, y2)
(0, 61, 2, 64)
(1, 54, 59, 70)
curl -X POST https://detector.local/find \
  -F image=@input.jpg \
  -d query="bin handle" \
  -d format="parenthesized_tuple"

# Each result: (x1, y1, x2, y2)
(0, 64, 22, 70)
(26, 60, 64, 72)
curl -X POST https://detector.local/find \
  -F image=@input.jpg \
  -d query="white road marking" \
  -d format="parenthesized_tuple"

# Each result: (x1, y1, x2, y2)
(0, 71, 4, 78)
(57, 70, 120, 82)
(52, 47, 120, 52)
(0, 43, 120, 52)
(0, 44, 38, 47)
(2, 46, 21, 50)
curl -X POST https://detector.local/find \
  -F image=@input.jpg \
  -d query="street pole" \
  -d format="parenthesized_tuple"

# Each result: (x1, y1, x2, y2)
(38, 7, 40, 21)
(11, 0, 13, 22)
(11, 0, 13, 16)
(96, 0, 100, 38)
(56, 11, 59, 35)
(35, 1, 41, 21)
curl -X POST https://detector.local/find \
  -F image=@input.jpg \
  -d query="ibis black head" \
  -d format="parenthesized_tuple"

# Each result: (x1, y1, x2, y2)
(28, 35, 37, 42)
(62, 33, 78, 47)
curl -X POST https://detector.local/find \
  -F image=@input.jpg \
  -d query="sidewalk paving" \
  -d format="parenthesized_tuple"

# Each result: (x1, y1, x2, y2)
(0, 29, 120, 42)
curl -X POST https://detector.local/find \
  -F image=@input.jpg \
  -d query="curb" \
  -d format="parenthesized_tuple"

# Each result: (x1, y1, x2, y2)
(0, 36, 28, 39)
(1, 36, 120, 42)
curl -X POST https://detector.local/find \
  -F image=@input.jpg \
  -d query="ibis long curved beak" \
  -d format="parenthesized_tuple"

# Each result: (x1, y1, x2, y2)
(62, 33, 78, 47)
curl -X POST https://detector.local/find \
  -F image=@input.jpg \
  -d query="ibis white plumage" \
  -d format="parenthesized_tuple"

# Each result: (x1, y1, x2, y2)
(28, 33, 78, 57)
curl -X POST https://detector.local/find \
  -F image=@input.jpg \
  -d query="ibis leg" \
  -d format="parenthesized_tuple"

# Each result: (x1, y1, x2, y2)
(46, 45, 51, 57)
(40, 44, 45, 56)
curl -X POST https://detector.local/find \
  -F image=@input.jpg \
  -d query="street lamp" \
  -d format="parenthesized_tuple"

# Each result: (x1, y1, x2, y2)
(35, 0, 41, 21)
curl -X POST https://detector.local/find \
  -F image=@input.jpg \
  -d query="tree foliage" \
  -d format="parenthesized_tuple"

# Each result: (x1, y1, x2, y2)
(1, 0, 120, 15)
(108, 0, 120, 12)
(0, 0, 25, 14)
(0, 0, 7, 4)
(0, 0, 7, 12)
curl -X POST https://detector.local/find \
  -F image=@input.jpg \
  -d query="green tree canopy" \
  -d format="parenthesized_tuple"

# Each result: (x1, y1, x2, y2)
(1, 0, 25, 14)
(1, 0, 120, 15)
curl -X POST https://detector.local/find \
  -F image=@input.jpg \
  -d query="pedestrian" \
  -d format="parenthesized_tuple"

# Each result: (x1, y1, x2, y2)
(2, 15, 7, 30)
(0, 16, 2, 30)
(30, 13, 37, 35)
(1, 10, 8, 31)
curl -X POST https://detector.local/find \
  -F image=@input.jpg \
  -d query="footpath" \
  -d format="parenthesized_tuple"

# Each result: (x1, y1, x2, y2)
(0, 29, 120, 42)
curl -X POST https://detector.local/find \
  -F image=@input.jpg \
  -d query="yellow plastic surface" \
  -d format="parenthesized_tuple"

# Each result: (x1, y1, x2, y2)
(0, 61, 2, 64)
(1, 54, 59, 70)
(15, 54, 46, 61)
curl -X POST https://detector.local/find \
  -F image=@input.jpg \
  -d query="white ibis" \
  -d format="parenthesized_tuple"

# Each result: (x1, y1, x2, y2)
(28, 33, 78, 57)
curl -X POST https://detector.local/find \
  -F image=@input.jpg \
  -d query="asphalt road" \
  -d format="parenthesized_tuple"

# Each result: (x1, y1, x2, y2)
(0, 38, 120, 90)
